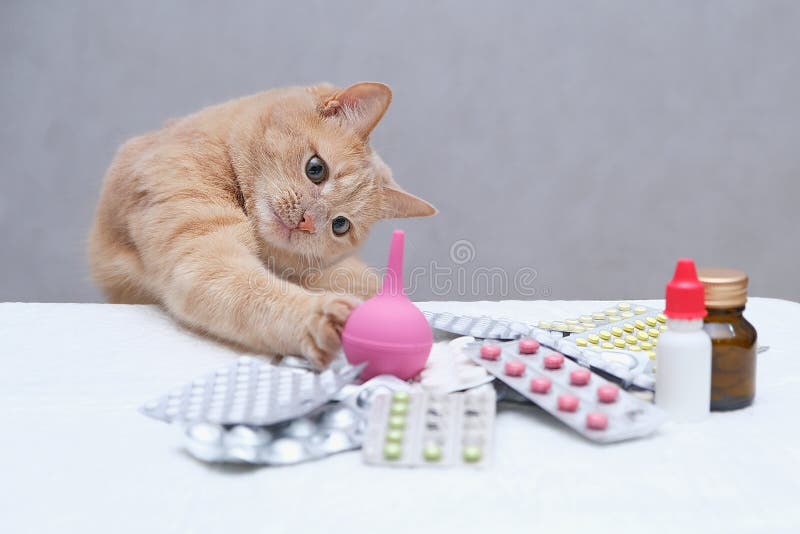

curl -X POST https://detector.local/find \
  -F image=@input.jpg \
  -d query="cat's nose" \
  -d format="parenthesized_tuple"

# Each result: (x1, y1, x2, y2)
(295, 212, 316, 233)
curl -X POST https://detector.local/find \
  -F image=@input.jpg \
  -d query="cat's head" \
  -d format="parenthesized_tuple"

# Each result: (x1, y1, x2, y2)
(232, 82, 435, 266)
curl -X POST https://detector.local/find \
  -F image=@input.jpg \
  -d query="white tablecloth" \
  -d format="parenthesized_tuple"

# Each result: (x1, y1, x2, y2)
(1, 298, 798, 533)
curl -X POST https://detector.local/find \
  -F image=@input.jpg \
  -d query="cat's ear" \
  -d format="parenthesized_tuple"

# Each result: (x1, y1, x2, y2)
(320, 82, 392, 139)
(382, 186, 437, 219)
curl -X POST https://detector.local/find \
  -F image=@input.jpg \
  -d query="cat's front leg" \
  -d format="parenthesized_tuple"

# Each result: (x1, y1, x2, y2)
(135, 208, 356, 366)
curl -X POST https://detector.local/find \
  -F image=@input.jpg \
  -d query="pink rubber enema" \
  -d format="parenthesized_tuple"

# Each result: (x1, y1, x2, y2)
(341, 230, 433, 380)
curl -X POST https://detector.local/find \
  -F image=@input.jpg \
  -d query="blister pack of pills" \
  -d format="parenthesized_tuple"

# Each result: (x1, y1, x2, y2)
(422, 310, 532, 340)
(419, 336, 494, 392)
(182, 374, 412, 465)
(141, 356, 365, 426)
(538, 302, 664, 335)
(362, 385, 496, 468)
(183, 401, 365, 464)
(560, 309, 667, 360)
(466, 339, 666, 442)
(422, 310, 654, 389)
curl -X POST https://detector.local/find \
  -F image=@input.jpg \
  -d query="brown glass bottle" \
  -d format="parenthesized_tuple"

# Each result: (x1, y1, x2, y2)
(697, 268, 757, 410)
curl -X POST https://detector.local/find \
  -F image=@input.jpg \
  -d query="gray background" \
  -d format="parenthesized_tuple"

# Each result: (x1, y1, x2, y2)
(2, 0, 799, 303)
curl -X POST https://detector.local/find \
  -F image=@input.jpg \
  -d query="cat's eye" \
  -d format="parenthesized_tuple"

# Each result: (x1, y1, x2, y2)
(305, 155, 328, 184)
(332, 216, 351, 236)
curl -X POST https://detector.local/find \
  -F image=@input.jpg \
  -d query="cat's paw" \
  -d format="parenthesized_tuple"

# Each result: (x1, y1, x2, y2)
(300, 294, 360, 368)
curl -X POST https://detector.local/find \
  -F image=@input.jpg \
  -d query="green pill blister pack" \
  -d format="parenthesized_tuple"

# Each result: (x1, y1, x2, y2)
(362, 385, 495, 468)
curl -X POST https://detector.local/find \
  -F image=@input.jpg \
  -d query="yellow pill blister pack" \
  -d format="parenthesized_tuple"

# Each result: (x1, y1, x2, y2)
(537, 302, 664, 335)
(538, 303, 667, 390)
(562, 307, 666, 362)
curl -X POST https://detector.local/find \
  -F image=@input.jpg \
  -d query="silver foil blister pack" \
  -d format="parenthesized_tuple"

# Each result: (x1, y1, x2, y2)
(183, 401, 365, 464)
(140, 356, 364, 426)
(423, 310, 532, 340)
(466, 339, 666, 442)
(363, 385, 495, 468)
(180, 374, 413, 465)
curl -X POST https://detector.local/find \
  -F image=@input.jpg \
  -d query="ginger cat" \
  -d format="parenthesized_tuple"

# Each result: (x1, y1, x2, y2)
(88, 82, 435, 367)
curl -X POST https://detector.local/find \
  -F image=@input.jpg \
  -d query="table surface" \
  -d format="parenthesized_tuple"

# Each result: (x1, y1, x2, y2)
(1, 298, 799, 534)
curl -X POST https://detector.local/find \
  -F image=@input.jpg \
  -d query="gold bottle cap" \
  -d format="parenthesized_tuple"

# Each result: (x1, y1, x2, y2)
(697, 267, 748, 309)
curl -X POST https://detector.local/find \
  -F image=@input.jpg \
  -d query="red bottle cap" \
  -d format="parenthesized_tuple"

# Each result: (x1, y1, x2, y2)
(664, 258, 707, 319)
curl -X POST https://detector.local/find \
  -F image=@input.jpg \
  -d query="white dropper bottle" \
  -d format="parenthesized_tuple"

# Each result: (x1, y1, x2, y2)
(655, 258, 712, 422)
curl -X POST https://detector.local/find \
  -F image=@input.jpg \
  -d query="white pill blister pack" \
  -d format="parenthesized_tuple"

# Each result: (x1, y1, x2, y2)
(466, 339, 666, 442)
(362, 385, 496, 468)
(140, 356, 365, 427)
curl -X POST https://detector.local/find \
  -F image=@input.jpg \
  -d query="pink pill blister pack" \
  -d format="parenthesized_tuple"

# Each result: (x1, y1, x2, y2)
(466, 339, 666, 442)
(362, 385, 496, 468)
(421, 308, 656, 390)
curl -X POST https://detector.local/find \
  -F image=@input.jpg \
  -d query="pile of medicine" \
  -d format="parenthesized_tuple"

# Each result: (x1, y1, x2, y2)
(141, 259, 758, 468)
(141, 328, 662, 467)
